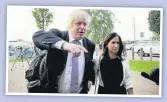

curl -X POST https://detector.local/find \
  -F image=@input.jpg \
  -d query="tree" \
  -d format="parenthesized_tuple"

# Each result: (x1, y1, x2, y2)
(148, 10, 160, 35)
(152, 32, 160, 40)
(83, 9, 114, 44)
(32, 8, 53, 30)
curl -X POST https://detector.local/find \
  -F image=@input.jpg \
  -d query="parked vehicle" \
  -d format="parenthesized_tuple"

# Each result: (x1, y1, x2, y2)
(125, 41, 140, 50)
(133, 41, 160, 56)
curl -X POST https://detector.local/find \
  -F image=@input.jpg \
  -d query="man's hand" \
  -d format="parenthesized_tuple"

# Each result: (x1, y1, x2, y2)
(63, 42, 88, 57)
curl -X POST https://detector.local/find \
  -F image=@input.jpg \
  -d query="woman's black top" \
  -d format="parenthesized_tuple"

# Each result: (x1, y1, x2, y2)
(98, 57, 127, 94)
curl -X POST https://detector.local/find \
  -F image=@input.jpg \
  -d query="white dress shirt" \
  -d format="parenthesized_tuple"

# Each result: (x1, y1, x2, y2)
(55, 31, 85, 93)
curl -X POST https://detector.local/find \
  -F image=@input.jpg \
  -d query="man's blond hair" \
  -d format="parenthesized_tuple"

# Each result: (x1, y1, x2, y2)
(67, 9, 91, 29)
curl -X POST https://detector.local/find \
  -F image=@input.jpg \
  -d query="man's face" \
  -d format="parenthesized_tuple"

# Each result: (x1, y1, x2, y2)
(70, 18, 87, 40)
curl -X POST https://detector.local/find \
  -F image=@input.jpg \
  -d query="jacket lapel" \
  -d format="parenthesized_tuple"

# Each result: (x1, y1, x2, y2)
(80, 37, 89, 93)
(82, 37, 89, 63)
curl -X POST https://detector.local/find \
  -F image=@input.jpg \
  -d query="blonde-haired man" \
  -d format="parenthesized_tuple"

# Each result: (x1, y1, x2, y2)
(32, 9, 95, 93)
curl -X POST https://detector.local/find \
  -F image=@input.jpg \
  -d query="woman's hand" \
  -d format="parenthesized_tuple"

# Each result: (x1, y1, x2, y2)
(127, 88, 134, 95)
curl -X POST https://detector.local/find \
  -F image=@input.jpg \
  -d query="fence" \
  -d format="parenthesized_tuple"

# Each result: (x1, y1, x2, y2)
(131, 47, 155, 61)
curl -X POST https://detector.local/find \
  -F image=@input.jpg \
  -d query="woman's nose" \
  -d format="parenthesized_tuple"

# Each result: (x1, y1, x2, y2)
(114, 43, 119, 47)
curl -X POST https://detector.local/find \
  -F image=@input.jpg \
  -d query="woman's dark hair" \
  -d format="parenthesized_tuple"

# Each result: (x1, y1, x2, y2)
(102, 32, 124, 61)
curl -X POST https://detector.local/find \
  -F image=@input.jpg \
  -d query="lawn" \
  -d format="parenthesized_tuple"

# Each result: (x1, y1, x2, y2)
(9, 58, 32, 62)
(129, 60, 160, 73)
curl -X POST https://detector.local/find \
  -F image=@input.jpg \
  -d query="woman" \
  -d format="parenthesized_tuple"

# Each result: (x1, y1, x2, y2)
(94, 32, 134, 94)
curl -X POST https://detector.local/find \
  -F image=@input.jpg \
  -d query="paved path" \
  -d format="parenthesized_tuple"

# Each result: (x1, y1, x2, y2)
(8, 62, 28, 93)
(7, 62, 159, 95)
(130, 70, 159, 95)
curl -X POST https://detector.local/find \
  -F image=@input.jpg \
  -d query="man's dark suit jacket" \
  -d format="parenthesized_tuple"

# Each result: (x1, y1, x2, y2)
(32, 28, 95, 93)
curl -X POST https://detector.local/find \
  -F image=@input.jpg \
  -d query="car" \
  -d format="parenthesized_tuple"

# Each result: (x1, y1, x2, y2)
(133, 41, 160, 57)
(125, 43, 135, 50)
(125, 40, 140, 50)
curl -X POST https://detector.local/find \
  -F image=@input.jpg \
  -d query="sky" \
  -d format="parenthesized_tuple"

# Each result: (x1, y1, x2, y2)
(7, 6, 162, 42)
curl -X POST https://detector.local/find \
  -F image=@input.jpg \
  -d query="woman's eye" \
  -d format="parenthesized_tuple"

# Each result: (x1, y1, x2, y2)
(111, 42, 119, 44)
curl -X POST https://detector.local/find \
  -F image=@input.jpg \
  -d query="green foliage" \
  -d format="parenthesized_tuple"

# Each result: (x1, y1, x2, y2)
(9, 58, 32, 62)
(83, 9, 114, 44)
(129, 60, 159, 73)
(32, 8, 53, 30)
(148, 10, 160, 35)
(152, 32, 160, 40)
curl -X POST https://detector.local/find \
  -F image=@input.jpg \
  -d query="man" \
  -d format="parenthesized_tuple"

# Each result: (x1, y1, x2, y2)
(32, 10, 95, 93)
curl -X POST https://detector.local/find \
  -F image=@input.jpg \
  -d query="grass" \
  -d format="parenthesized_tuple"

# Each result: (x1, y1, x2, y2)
(9, 58, 159, 74)
(9, 58, 33, 62)
(129, 60, 160, 73)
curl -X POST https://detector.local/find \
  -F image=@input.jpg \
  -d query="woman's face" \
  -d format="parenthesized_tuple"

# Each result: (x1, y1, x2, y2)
(107, 36, 120, 55)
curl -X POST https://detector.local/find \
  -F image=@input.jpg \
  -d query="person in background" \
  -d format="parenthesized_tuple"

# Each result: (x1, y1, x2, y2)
(141, 67, 159, 85)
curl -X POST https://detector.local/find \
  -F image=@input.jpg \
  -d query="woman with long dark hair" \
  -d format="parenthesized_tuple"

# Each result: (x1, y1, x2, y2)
(94, 32, 134, 94)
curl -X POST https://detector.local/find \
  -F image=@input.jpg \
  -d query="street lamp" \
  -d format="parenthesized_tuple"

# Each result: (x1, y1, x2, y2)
(133, 17, 136, 41)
